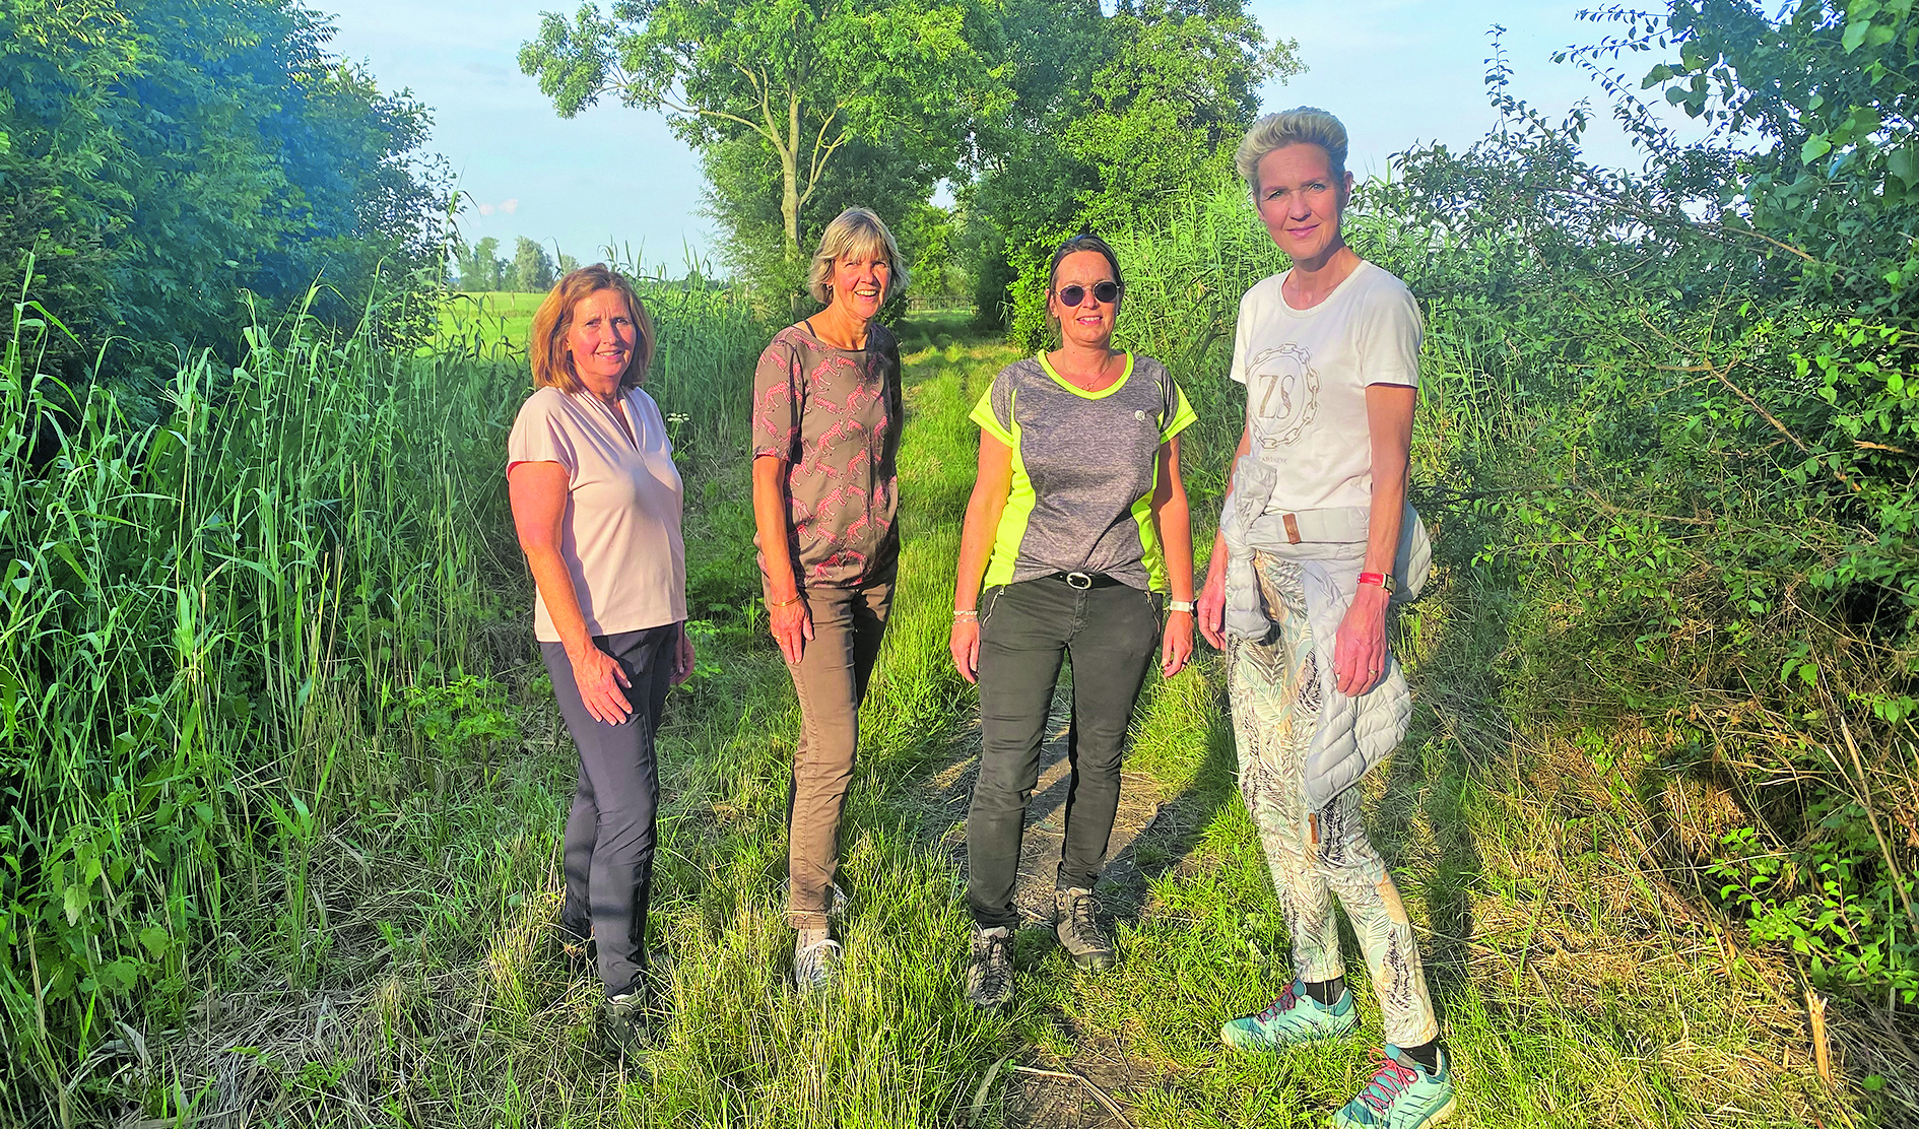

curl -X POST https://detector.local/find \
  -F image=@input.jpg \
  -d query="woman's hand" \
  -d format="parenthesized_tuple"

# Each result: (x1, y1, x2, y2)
(672, 622, 697, 687)
(1161, 609, 1194, 677)
(1197, 571, 1228, 650)
(950, 616, 981, 684)
(769, 596, 812, 665)
(1332, 585, 1391, 697)
(568, 642, 633, 725)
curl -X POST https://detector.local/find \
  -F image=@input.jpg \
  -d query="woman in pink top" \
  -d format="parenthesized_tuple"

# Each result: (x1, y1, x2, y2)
(507, 265, 694, 1051)
(750, 208, 907, 989)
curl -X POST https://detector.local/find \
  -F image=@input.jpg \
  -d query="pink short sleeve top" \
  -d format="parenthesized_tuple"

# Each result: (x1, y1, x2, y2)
(507, 385, 687, 641)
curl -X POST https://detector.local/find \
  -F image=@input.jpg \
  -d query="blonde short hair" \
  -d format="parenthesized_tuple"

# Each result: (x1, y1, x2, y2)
(807, 207, 909, 305)
(1235, 107, 1350, 199)
(529, 265, 656, 393)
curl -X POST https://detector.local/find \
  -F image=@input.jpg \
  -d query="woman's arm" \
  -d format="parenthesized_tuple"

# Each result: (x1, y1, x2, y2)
(752, 454, 812, 664)
(1151, 435, 1195, 677)
(949, 431, 1014, 684)
(510, 462, 633, 724)
(1331, 383, 1416, 697)
(1196, 423, 1254, 649)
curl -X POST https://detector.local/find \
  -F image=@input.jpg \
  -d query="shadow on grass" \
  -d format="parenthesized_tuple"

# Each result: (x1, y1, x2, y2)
(1100, 673, 1242, 925)
(1376, 563, 1514, 1016)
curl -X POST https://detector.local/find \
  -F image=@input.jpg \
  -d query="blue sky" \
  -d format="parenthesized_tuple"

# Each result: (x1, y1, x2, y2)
(320, 1, 1703, 273)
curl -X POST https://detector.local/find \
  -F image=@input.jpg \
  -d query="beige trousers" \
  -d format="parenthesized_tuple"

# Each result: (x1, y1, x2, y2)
(786, 579, 892, 928)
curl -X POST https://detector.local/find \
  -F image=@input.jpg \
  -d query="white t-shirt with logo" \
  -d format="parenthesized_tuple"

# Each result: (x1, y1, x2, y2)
(1228, 259, 1421, 513)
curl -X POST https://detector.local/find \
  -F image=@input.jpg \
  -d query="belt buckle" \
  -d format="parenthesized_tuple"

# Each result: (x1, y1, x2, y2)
(1064, 571, 1094, 590)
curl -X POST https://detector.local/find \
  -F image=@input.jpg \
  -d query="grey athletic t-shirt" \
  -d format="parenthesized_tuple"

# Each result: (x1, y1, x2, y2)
(970, 352, 1197, 592)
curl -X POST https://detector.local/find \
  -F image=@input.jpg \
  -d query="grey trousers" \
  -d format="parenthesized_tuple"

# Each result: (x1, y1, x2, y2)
(542, 623, 678, 999)
(786, 579, 893, 928)
(966, 577, 1161, 929)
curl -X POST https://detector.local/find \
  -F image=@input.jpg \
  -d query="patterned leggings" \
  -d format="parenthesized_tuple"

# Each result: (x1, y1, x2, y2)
(1227, 551, 1438, 1047)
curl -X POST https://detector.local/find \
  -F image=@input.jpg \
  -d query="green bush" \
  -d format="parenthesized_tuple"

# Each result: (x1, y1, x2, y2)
(0, 0, 441, 403)
(1092, 17, 1919, 1002)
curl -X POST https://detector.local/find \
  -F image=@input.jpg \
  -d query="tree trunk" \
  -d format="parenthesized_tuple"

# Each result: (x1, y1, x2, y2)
(780, 92, 801, 251)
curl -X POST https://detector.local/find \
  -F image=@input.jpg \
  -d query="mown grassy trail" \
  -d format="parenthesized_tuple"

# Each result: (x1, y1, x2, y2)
(133, 314, 1880, 1128)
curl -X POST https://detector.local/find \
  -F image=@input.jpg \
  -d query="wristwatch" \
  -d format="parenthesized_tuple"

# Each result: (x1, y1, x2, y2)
(1167, 599, 1196, 613)
(1357, 571, 1396, 595)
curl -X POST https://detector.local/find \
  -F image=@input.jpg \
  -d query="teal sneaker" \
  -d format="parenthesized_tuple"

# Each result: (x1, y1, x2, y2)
(1220, 979, 1359, 1050)
(1332, 1044, 1456, 1128)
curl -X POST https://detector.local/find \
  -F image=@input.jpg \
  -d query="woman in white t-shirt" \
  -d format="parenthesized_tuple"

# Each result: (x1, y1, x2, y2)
(506, 265, 694, 1054)
(1195, 109, 1456, 1129)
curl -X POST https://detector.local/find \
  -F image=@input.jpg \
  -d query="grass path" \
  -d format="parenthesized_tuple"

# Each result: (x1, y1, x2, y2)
(153, 315, 1880, 1128)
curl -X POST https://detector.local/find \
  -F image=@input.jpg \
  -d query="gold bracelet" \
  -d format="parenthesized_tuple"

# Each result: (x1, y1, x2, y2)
(766, 593, 802, 609)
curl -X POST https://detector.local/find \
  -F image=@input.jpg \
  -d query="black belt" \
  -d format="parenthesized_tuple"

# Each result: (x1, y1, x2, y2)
(1044, 570, 1124, 590)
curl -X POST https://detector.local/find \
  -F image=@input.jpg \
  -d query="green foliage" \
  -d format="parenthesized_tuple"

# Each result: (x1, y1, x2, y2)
(896, 201, 969, 304)
(1570, 0, 1919, 310)
(699, 131, 942, 305)
(402, 675, 516, 761)
(0, 0, 441, 389)
(961, 0, 1296, 345)
(512, 236, 557, 292)
(520, 0, 1007, 251)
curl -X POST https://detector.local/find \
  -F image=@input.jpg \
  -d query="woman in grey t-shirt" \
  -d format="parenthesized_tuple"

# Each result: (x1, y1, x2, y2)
(949, 233, 1198, 1008)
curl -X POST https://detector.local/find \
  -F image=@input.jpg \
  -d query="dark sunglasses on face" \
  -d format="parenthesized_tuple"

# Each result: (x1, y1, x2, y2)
(1056, 280, 1121, 307)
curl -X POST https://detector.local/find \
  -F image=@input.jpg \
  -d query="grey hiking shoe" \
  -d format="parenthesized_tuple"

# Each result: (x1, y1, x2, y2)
(1055, 887, 1116, 971)
(794, 931, 843, 991)
(966, 925, 1015, 1008)
(602, 988, 653, 1060)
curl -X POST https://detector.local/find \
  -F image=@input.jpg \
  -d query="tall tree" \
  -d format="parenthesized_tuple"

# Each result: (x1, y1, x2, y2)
(519, 0, 1008, 252)
(960, 0, 1294, 340)
(466, 236, 504, 291)
(513, 236, 556, 291)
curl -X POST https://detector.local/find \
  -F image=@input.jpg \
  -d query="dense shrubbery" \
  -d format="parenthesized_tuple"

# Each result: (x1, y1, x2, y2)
(0, 0, 441, 407)
(1103, 5, 1919, 1005)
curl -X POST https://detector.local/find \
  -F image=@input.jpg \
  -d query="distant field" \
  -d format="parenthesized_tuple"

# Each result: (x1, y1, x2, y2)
(436, 291, 547, 357)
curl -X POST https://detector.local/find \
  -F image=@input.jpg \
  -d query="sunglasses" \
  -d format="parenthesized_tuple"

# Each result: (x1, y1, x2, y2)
(1056, 280, 1121, 307)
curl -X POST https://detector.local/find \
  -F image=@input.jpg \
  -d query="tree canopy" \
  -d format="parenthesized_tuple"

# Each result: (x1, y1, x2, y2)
(520, 0, 1007, 252)
(961, 0, 1297, 341)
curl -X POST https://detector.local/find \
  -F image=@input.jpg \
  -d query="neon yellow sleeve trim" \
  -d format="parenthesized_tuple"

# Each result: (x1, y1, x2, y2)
(1161, 383, 1198, 443)
(982, 389, 1033, 589)
(969, 384, 1016, 448)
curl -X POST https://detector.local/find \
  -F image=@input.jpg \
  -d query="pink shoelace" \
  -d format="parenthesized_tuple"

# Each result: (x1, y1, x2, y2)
(1358, 1051, 1422, 1112)
(1255, 982, 1302, 1022)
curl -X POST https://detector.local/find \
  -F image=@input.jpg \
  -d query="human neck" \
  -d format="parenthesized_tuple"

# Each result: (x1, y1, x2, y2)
(1285, 242, 1361, 309)
(809, 301, 870, 349)
(1047, 337, 1120, 388)
(581, 374, 622, 407)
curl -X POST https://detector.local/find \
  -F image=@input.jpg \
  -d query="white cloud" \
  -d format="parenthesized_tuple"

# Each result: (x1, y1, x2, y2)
(500, 198, 519, 214)
(477, 202, 494, 216)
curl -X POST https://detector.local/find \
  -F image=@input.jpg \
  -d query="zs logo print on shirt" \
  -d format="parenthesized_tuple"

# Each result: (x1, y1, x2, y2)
(1247, 344, 1320, 449)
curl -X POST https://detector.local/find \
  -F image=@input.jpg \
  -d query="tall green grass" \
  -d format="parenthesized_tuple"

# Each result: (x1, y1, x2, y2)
(0, 268, 768, 1125)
